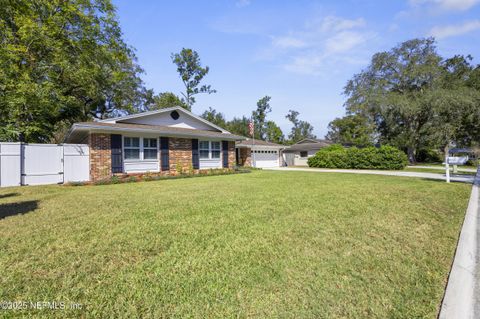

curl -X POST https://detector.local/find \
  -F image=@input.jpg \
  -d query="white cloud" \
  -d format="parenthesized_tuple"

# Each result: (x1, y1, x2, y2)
(325, 31, 367, 54)
(272, 36, 307, 49)
(263, 15, 375, 75)
(318, 16, 366, 32)
(235, 0, 251, 8)
(409, 0, 479, 11)
(430, 20, 480, 38)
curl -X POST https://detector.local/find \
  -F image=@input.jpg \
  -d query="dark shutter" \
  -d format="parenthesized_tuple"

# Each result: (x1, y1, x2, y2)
(192, 139, 199, 170)
(222, 140, 229, 168)
(111, 134, 123, 174)
(160, 137, 169, 171)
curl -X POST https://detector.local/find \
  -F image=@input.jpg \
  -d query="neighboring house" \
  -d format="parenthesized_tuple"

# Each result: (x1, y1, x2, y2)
(65, 107, 245, 181)
(283, 138, 332, 166)
(235, 139, 285, 168)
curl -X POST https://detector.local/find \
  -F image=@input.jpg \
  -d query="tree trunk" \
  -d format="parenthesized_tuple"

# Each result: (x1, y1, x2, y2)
(407, 147, 416, 164)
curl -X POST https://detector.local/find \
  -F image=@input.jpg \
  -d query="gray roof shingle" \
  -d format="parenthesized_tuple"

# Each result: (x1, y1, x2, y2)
(65, 122, 246, 143)
(236, 138, 285, 148)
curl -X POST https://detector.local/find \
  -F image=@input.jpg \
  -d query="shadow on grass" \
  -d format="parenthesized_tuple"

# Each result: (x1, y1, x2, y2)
(0, 200, 38, 219)
(0, 193, 19, 200)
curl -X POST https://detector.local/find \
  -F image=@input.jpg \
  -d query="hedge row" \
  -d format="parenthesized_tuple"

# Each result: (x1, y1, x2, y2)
(307, 144, 408, 170)
(67, 168, 251, 186)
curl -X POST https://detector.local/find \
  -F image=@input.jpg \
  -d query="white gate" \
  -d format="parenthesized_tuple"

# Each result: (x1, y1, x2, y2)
(0, 143, 22, 187)
(22, 144, 64, 185)
(64, 144, 89, 182)
(0, 143, 89, 187)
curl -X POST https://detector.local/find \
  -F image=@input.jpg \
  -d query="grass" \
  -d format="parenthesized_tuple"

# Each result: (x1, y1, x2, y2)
(0, 171, 471, 318)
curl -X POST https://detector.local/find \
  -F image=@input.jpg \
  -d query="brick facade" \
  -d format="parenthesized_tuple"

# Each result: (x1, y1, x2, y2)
(88, 134, 236, 180)
(169, 137, 193, 174)
(89, 133, 112, 181)
(227, 141, 236, 168)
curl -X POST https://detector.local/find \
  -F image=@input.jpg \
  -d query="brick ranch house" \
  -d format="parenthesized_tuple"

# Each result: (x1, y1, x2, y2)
(64, 107, 246, 181)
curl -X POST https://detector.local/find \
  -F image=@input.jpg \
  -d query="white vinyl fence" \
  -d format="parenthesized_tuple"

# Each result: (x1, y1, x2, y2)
(0, 143, 89, 187)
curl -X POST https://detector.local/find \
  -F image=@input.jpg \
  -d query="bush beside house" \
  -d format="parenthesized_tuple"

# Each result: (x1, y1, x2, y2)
(307, 145, 408, 170)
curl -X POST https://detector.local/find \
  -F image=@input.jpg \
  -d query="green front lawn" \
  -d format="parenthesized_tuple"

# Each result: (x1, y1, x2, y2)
(0, 171, 471, 318)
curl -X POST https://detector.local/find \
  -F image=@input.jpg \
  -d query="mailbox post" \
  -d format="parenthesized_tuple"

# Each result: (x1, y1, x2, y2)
(446, 155, 469, 183)
(445, 155, 450, 183)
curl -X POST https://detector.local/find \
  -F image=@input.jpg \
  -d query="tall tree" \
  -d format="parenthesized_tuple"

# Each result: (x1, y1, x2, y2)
(265, 121, 285, 144)
(226, 116, 250, 137)
(428, 55, 480, 156)
(171, 48, 216, 110)
(326, 114, 376, 146)
(344, 38, 443, 162)
(251, 96, 272, 140)
(145, 90, 189, 110)
(344, 38, 480, 162)
(201, 107, 227, 128)
(0, 0, 144, 142)
(286, 110, 316, 143)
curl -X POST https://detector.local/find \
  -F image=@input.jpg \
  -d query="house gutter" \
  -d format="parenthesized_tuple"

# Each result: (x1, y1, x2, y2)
(439, 167, 480, 319)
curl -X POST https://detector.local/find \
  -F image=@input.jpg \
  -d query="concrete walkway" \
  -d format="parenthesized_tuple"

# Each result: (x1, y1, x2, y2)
(408, 165, 477, 173)
(266, 167, 475, 183)
(439, 170, 480, 318)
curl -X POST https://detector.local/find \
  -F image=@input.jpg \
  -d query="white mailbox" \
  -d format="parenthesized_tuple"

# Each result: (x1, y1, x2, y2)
(447, 156, 469, 165)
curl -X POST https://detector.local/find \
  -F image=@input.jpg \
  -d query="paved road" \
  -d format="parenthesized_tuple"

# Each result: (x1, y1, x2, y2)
(439, 171, 479, 318)
(473, 171, 480, 318)
(266, 167, 475, 183)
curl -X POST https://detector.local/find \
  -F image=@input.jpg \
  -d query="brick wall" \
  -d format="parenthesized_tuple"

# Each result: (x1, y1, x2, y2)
(169, 138, 193, 174)
(88, 135, 235, 180)
(227, 141, 235, 168)
(89, 133, 111, 181)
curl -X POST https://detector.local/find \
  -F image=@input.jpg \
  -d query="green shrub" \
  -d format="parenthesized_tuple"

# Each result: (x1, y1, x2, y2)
(466, 159, 479, 167)
(307, 144, 408, 170)
(82, 169, 251, 187)
(110, 175, 121, 184)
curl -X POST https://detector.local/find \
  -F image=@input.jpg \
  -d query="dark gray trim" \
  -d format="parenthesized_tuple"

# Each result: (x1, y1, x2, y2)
(111, 134, 123, 174)
(160, 137, 169, 171)
(192, 139, 199, 170)
(222, 141, 229, 168)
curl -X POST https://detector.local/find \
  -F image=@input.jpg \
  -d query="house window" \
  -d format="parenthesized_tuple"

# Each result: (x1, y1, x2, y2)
(300, 151, 308, 158)
(124, 137, 140, 160)
(199, 141, 221, 160)
(211, 141, 220, 159)
(124, 137, 158, 161)
(199, 141, 210, 159)
(143, 138, 158, 160)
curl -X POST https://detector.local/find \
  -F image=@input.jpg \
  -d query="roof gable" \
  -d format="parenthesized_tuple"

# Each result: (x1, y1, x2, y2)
(295, 138, 321, 144)
(99, 107, 228, 133)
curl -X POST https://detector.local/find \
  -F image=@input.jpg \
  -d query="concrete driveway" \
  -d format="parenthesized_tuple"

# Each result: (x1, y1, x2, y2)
(266, 167, 475, 183)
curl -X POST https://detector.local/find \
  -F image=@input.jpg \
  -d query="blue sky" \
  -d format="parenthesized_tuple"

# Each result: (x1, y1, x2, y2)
(114, 0, 480, 138)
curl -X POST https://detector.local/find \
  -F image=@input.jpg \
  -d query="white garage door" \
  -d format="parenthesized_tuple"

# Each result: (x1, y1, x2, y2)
(252, 150, 279, 168)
